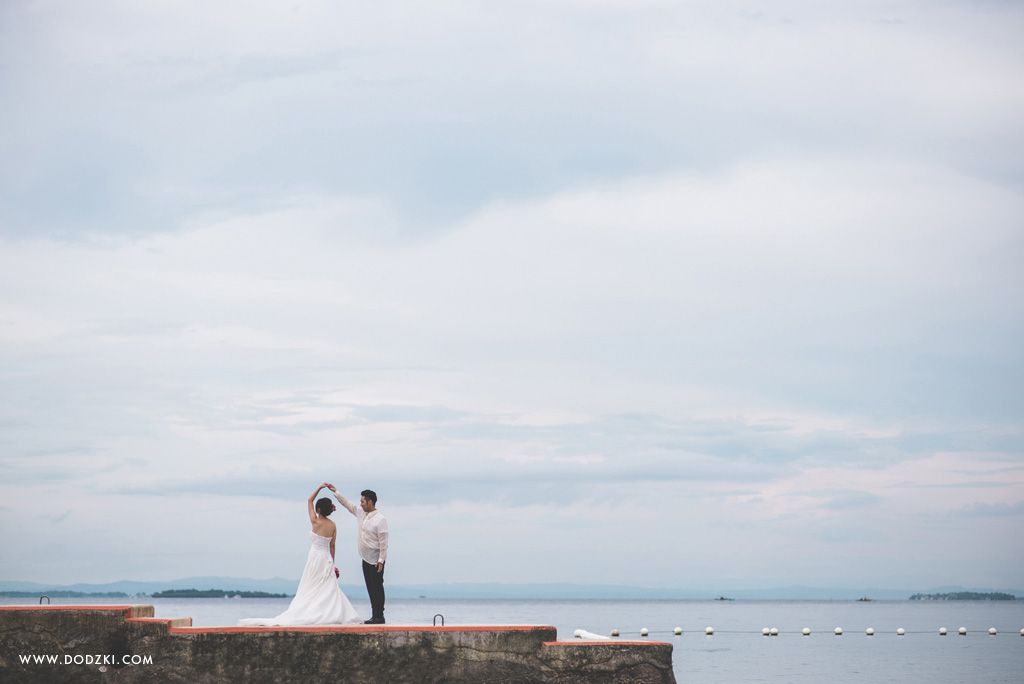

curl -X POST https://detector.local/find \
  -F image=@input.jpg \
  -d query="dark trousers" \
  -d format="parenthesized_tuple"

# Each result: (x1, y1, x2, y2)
(362, 560, 386, 619)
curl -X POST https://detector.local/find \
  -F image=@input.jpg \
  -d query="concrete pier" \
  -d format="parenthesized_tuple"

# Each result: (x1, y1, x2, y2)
(0, 606, 675, 683)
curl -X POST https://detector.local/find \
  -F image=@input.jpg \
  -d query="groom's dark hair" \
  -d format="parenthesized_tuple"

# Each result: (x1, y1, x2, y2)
(315, 498, 334, 517)
(361, 489, 377, 505)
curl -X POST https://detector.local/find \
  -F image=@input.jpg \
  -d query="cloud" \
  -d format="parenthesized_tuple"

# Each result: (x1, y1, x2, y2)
(46, 510, 73, 525)
(4, 1, 1023, 236)
(1, 0, 1023, 589)
(955, 501, 1024, 518)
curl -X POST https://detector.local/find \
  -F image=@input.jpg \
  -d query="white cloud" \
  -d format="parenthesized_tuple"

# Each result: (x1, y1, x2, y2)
(1, 0, 1022, 589)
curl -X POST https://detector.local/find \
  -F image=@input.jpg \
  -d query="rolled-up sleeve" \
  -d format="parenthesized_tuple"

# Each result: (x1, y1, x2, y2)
(376, 518, 388, 564)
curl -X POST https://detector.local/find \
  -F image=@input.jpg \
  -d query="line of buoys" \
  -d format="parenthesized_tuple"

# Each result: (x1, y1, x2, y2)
(607, 625, 1022, 638)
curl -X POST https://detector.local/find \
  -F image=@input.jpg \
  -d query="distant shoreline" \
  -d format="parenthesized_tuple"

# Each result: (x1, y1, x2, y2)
(152, 589, 290, 598)
(0, 591, 130, 598)
(3, 580, 1021, 602)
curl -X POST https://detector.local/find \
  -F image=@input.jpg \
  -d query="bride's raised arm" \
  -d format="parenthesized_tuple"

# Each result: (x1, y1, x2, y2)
(308, 484, 325, 524)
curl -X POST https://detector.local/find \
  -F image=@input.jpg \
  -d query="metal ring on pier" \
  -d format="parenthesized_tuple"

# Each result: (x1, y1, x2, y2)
(39, 595, 50, 605)
(433, 614, 445, 627)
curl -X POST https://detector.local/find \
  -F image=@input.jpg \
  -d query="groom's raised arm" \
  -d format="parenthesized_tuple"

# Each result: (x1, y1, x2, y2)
(326, 483, 358, 516)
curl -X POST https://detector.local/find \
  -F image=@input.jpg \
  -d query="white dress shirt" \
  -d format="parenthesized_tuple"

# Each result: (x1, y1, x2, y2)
(335, 493, 389, 565)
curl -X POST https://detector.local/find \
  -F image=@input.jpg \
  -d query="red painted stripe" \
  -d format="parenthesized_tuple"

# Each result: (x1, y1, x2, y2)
(543, 640, 671, 647)
(169, 624, 557, 635)
(128, 617, 193, 627)
(1, 608, 571, 638)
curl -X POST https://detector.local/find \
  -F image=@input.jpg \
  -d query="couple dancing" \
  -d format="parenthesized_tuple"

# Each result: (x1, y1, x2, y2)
(239, 482, 389, 626)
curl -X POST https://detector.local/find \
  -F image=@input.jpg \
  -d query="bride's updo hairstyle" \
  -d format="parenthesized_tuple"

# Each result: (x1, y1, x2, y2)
(315, 498, 334, 517)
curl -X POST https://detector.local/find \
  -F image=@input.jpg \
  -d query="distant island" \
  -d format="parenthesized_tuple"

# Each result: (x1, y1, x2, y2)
(909, 592, 1015, 601)
(151, 588, 289, 598)
(0, 591, 130, 598)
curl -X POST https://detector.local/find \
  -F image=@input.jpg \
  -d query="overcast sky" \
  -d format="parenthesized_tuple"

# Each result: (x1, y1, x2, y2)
(1, 0, 1022, 592)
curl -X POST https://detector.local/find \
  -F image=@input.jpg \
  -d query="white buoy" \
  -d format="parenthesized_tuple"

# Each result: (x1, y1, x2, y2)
(762, 628, 770, 636)
(802, 628, 810, 636)
(640, 628, 649, 637)
(958, 627, 967, 636)
(989, 628, 997, 636)
(1019, 628, 1023, 637)
(770, 627, 779, 636)
(610, 629, 619, 637)
(834, 627, 843, 636)
(705, 626, 714, 635)
(866, 628, 874, 636)
(897, 628, 905, 636)
(939, 628, 947, 636)
(674, 627, 683, 635)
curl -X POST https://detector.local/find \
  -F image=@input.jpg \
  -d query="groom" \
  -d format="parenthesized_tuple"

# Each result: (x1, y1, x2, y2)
(326, 483, 389, 624)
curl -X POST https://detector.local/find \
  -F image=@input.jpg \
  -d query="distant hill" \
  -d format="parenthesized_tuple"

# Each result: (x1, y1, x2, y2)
(910, 591, 1015, 601)
(1, 579, 1019, 601)
(151, 589, 289, 598)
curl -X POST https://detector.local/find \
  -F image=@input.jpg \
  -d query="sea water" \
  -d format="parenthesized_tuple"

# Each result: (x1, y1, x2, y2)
(5, 597, 1022, 683)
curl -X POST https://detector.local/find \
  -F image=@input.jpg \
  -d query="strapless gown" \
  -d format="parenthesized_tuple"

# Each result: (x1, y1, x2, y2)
(239, 532, 361, 626)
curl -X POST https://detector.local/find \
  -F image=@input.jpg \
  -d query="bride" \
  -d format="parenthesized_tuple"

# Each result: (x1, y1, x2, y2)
(239, 483, 361, 626)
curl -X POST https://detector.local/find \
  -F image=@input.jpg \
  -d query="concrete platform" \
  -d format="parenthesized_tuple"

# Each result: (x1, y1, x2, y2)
(1, 605, 676, 683)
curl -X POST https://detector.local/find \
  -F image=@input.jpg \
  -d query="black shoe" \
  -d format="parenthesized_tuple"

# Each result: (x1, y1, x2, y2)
(364, 617, 385, 624)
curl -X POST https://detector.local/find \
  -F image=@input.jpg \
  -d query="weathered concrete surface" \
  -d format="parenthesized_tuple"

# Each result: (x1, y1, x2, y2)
(541, 641, 676, 684)
(0, 606, 675, 684)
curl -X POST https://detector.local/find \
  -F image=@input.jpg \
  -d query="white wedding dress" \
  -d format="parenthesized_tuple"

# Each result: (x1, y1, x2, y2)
(239, 532, 361, 626)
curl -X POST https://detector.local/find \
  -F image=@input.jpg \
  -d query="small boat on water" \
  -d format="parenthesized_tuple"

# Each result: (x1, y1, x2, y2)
(714, 596, 734, 601)
(856, 597, 873, 602)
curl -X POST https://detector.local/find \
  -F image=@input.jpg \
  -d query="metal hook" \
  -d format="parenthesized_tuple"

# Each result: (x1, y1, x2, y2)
(39, 595, 50, 605)
(433, 614, 445, 626)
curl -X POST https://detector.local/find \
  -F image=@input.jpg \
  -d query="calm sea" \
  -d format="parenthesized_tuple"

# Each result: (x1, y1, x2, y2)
(5, 597, 1022, 683)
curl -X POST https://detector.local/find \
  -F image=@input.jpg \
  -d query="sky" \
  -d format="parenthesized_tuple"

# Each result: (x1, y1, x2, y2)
(1, 0, 1022, 593)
